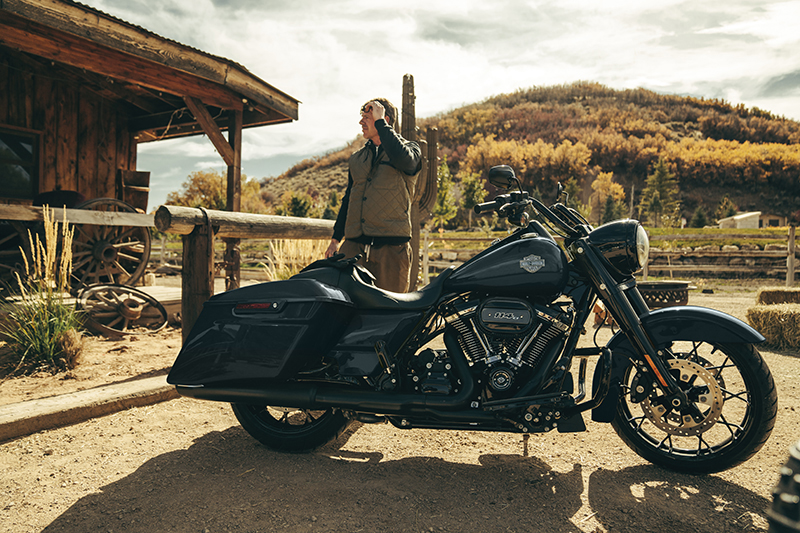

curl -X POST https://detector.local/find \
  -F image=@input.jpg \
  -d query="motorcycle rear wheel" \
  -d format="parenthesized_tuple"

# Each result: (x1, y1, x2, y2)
(611, 342, 777, 473)
(231, 404, 351, 453)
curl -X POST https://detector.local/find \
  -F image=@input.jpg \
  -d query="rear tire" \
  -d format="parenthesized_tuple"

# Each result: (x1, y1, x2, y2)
(231, 404, 351, 453)
(612, 342, 777, 473)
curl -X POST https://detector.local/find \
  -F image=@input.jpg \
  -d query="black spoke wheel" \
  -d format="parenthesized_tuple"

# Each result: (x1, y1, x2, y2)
(78, 284, 168, 336)
(612, 341, 777, 473)
(71, 198, 151, 290)
(231, 404, 351, 453)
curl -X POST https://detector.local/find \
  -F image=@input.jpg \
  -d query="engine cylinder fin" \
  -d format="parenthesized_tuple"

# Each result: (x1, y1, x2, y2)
(523, 321, 563, 367)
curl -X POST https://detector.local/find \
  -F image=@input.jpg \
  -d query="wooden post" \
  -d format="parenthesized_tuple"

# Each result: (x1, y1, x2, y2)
(402, 74, 420, 290)
(401, 74, 416, 141)
(181, 218, 215, 343)
(422, 230, 430, 285)
(787, 225, 796, 287)
(225, 108, 243, 291)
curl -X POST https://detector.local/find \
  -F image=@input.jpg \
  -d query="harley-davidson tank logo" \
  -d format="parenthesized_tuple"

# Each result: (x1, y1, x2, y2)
(520, 254, 545, 273)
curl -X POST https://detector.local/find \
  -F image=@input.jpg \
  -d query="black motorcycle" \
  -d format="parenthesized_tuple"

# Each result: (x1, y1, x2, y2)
(167, 165, 777, 473)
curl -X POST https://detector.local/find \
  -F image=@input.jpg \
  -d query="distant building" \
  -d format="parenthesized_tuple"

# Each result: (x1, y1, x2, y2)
(759, 213, 788, 228)
(718, 212, 761, 229)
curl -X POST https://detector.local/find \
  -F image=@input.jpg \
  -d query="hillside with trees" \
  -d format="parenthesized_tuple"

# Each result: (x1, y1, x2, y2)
(259, 81, 800, 228)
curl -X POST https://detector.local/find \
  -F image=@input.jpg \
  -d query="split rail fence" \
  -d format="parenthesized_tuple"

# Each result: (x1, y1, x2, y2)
(418, 228, 798, 286)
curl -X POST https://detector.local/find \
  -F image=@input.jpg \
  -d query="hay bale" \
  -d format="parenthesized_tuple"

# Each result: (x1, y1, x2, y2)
(746, 304, 800, 349)
(756, 287, 800, 305)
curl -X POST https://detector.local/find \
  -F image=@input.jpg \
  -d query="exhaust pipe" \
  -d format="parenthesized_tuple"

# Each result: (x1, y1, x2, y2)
(175, 328, 476, 415)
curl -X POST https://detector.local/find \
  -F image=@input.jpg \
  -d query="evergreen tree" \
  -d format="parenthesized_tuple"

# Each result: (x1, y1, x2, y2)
(563, 178, 591, 221)
(275, 189, 315, 218)
(458, 170, 487, 228)
(689, 206, 709, 228)
(591, 171, 626, 224)
(601, 195, 627, 224)
(639, 158, 680, 227)
(715, 196, 738, 221)
(321, 190, 339, 220)
(432, 157, 458, 230)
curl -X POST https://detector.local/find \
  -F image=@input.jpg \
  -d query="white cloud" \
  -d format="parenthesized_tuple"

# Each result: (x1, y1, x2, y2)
(85, 0, 800, 210)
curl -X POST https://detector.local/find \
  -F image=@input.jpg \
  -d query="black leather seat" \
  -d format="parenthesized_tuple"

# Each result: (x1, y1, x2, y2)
(341, 266, 456, 310)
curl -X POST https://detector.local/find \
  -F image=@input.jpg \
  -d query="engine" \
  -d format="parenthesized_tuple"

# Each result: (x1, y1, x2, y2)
(441, 295, 571, 397)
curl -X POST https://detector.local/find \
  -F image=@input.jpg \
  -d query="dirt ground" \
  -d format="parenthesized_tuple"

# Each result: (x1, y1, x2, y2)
(1, 282, 799, 532)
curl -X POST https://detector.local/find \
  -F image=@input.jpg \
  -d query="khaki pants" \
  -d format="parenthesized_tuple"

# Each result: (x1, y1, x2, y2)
(339, 240, 411, 293)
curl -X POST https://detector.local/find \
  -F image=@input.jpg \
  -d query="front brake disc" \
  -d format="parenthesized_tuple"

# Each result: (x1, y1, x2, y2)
(640, 359, 724, 437)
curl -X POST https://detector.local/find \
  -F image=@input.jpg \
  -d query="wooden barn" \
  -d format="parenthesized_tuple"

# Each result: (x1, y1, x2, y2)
(0, 0, 299, 210)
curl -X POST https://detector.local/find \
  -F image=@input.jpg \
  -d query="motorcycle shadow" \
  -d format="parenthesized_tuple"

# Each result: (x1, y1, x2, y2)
(42, 425, 585, 532)
(587, 465, 771, 533)
(41, 425, 772, 533)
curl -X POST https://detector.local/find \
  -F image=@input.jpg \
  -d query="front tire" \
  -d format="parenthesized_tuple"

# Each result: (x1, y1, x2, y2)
(611, 342, 777, 473)
(231, 404, 351, 453)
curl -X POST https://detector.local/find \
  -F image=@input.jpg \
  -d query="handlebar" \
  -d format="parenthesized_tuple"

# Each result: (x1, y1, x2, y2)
(474, 198, 504, 214)
(474, 190, 585, 239)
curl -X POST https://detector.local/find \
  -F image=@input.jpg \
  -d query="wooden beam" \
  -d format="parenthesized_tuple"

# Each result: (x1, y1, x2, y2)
(154, 205, 333, 240)
(2, 1, 299, 120)
(224, 108, 243, 290)
(184, 96, 235, 166)
(7, 47, 163, 115)
(0, 204, 153, 227)
(0, 11, 245, 110)
(226, 108, 243, 212)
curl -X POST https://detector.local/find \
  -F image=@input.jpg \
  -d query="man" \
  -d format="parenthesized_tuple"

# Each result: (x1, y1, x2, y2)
(325, 98, 421, 293)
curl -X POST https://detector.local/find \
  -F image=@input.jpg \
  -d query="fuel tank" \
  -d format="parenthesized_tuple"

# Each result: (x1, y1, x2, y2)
(443, 235, 568, 300)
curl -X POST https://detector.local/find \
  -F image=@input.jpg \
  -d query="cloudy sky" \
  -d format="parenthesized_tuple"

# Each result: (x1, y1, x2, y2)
(86, 0, 800, 211)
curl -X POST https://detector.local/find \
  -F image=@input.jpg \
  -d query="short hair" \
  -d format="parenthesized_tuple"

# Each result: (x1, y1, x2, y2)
(361, 98, 397, 128)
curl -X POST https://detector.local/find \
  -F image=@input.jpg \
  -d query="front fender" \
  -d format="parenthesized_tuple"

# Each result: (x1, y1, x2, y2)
(591, 305, 763, 423)
(626, 305, 764, 346)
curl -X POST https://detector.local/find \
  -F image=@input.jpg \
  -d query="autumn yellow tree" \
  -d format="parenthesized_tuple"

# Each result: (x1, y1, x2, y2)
(166, 170, 268, 213)
(590, 172, 627, 223)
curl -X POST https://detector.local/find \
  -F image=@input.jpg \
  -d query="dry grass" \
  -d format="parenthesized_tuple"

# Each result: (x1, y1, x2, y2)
(746, 303, 800, 349)
(0, 207, 84, 376)
(756, 287, 800, 305)
(259, 239, 328, 281)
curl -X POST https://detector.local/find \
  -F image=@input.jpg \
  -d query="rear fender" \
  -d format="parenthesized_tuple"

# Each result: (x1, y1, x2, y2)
(591, 306, 764, 422)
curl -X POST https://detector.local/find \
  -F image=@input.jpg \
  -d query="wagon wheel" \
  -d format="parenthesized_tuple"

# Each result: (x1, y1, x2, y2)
(71, 198, 151, 291)
(78, 284, 167, 336)
(0, 220, 35, 290)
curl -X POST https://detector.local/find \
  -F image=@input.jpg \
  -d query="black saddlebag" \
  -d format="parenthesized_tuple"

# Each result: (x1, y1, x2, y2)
(167, 279, 355, 386)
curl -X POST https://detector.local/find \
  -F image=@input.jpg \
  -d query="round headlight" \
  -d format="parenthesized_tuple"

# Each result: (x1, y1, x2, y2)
(635, 224, 650, 270)
(587, 219, 648, 276)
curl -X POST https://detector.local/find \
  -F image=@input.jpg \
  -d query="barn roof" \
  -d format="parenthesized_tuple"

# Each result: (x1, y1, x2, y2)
(0, 0, 299, 141)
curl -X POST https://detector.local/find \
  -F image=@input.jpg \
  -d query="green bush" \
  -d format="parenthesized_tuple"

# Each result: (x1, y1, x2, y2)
(0, 207, 84, 376)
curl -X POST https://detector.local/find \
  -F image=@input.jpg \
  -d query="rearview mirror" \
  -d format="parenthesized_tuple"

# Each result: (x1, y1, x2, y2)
(487, 165, 517, 189)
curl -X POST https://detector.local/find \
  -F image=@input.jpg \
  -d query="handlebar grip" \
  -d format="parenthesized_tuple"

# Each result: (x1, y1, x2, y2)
(474, 200, 499, 214)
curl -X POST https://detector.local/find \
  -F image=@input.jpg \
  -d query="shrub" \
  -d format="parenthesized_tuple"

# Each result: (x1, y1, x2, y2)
(0, 208, 84, 376)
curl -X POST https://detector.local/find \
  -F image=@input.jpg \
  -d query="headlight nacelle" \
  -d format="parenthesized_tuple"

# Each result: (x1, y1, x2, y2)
(586, 219, 649, 277)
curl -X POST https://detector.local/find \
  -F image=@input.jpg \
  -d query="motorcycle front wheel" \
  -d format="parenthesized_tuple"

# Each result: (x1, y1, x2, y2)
(612, 341, 777, 473)
(231, 404, 351, 453)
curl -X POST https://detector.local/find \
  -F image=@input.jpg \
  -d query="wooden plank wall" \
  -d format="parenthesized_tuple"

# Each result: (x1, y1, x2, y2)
(0, 48, 135, 203)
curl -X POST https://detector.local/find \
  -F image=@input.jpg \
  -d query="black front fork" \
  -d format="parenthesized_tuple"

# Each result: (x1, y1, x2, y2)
(569, 243, 689, 409)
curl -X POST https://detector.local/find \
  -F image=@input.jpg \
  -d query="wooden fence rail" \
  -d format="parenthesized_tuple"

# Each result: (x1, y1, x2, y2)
(420, 229, 799, 286)
(154, 205, 333, 341)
